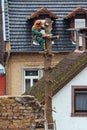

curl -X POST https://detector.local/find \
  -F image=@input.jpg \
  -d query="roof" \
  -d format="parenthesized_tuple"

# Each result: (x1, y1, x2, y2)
(28, 7, 58, 19)
(64, 7, 87, 19)
(5, 0, 87, 52)
(24, 51, 87, 102)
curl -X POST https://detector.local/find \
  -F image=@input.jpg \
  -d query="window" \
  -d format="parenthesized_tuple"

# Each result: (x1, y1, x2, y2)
(71, 86, 87, 116)
(23, 68, 43, 92)
(75, 19, 85, 29)
(74, 19, 85, 47)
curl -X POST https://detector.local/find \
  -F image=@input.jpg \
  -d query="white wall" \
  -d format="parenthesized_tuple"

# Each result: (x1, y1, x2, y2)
(52, 67, 87, 130)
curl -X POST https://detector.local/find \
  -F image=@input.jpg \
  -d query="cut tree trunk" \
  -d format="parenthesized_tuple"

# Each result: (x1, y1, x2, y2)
(44, 18, 58, 129)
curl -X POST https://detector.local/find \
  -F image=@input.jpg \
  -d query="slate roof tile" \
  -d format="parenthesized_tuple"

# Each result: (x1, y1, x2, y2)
(4, 0, 87, 52)
(64, 7, 87, 19)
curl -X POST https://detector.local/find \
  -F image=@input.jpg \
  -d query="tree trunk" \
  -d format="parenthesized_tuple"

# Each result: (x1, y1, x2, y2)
(44, 18, 53, 129)
(44, 18, 59, 129)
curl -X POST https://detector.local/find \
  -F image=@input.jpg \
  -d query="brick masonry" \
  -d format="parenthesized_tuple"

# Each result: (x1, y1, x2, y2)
(0, 95, 44, 130)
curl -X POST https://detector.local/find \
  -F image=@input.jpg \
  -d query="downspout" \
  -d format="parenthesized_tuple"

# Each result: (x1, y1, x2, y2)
(5, 51, 10, 95)
(1, 0, 6, 94)
(2, 0, 11, 95)
(1, 0, 6, 41)
(1, 0, 5, 65)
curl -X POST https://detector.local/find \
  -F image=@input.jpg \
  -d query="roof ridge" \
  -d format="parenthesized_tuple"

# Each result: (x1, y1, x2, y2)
(64, 6, 87, 19)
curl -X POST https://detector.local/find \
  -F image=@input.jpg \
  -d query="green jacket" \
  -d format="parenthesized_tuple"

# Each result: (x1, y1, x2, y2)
(32, 27, 44, 37)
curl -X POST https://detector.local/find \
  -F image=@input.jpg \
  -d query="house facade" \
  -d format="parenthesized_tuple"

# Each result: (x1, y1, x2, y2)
(2, 0, 87, 95)
(26, 51, 87, 130)
(52, 67, 87, 130)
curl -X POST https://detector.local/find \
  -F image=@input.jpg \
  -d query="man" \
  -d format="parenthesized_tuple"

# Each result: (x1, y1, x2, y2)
(32, 20, 47, 50)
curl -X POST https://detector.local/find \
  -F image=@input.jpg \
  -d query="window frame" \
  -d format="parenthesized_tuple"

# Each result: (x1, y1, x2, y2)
(74, 19, 86, 45)
(24, 69, 39, 90)
(22, 67, 44, 92)
(71, 86, 87, 117)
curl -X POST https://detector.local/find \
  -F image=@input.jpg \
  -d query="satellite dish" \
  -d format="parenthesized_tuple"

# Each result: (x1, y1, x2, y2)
(0, 64, 5, 75)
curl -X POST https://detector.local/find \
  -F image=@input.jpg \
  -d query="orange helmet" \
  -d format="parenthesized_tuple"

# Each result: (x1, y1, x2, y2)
(35, 20, 41, 25)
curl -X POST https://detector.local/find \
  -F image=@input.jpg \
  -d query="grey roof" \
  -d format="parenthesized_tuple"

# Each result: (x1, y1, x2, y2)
(4, 0, 87, 52)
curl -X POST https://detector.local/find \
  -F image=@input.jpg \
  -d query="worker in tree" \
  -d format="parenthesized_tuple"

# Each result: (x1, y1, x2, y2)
(32, 20, 47, 50)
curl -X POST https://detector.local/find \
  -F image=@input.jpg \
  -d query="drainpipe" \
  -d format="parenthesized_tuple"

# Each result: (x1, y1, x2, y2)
(5, 51, 10, 95)
(1, 0, 5, 65)
(2, 0, 6, 94)
(1, 0, 6, 41)
(1, 0, 11, 94)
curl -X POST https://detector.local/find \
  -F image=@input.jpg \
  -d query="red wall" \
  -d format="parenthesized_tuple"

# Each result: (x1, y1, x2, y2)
(0, 75, 5, 95)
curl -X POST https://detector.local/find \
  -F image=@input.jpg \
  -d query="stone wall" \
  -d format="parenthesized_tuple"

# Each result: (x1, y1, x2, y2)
(0, 95, 44, 130)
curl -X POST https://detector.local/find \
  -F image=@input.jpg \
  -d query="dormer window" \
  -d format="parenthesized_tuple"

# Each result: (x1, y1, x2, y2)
(28, 8, 58, 19)
(64, 7, 87, 51)
(27, 8, 58, 48)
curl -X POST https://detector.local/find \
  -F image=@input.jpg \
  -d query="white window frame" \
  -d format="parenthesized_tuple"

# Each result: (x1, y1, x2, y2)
(22, 67, 44, 92)
(74, 19, 85, 46)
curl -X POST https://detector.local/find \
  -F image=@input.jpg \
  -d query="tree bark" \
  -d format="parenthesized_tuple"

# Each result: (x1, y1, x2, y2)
(44, 18, 58, 129)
